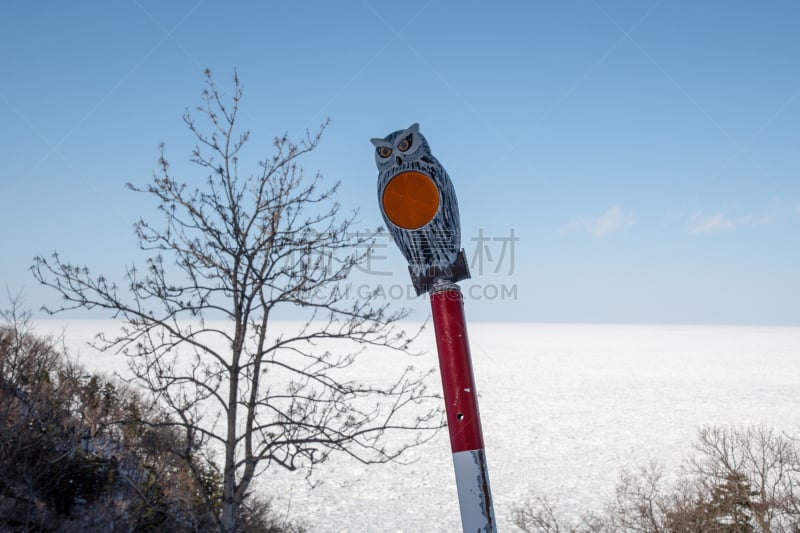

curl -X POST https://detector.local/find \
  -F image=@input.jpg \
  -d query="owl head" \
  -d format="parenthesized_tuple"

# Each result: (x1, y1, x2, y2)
(370, 123, 432, 173)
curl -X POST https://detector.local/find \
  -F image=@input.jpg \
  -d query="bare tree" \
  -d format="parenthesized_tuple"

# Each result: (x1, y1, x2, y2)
(32, 69, 442, 532)
(512, 426, 800, 533)
(689, 425, 800, 532)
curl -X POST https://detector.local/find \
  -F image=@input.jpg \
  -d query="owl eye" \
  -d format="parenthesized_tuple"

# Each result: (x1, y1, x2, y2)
(377, 146, 392, 158)
(397, 134, 413, 152)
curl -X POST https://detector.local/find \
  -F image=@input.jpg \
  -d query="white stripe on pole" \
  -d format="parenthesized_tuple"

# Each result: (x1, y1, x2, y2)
(452, 448, 496, 532)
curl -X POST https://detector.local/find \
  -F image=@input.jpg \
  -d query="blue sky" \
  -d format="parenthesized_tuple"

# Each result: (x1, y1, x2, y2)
(1, 1, 798, 324)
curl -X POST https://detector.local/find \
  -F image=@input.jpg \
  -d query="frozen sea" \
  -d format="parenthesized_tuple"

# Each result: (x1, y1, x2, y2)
(34, 321, 800, 532)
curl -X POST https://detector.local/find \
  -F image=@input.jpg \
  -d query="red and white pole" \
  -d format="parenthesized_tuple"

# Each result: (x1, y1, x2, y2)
(430, 282, 496, 533)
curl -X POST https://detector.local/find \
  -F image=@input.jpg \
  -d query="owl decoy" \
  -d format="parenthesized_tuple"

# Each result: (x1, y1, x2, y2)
(371, 123, 470, 295)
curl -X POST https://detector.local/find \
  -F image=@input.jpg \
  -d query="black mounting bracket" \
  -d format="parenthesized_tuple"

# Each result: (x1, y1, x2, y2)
(408, 249, 471, 296)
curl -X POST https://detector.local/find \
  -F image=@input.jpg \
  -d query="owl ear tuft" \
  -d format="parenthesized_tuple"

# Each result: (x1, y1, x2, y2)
(407, 123, 420, 133)
(370, 138, 385, 147)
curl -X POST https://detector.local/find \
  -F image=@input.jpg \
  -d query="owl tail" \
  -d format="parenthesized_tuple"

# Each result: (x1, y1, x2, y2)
(408, 249, 471, 296)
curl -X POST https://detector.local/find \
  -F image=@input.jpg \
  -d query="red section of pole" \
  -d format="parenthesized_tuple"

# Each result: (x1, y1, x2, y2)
(430, 287, 485, 454)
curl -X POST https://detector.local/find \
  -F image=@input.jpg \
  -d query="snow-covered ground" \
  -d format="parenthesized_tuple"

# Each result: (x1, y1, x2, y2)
(34, 321, 800, 532)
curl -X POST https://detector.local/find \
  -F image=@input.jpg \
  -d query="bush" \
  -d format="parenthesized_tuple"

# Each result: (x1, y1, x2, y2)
(513, 425, 800, 533)
(1, 304, 303, 532)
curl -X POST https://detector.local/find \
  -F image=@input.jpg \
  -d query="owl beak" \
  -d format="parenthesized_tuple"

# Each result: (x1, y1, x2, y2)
(396, 156, 402, 166)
